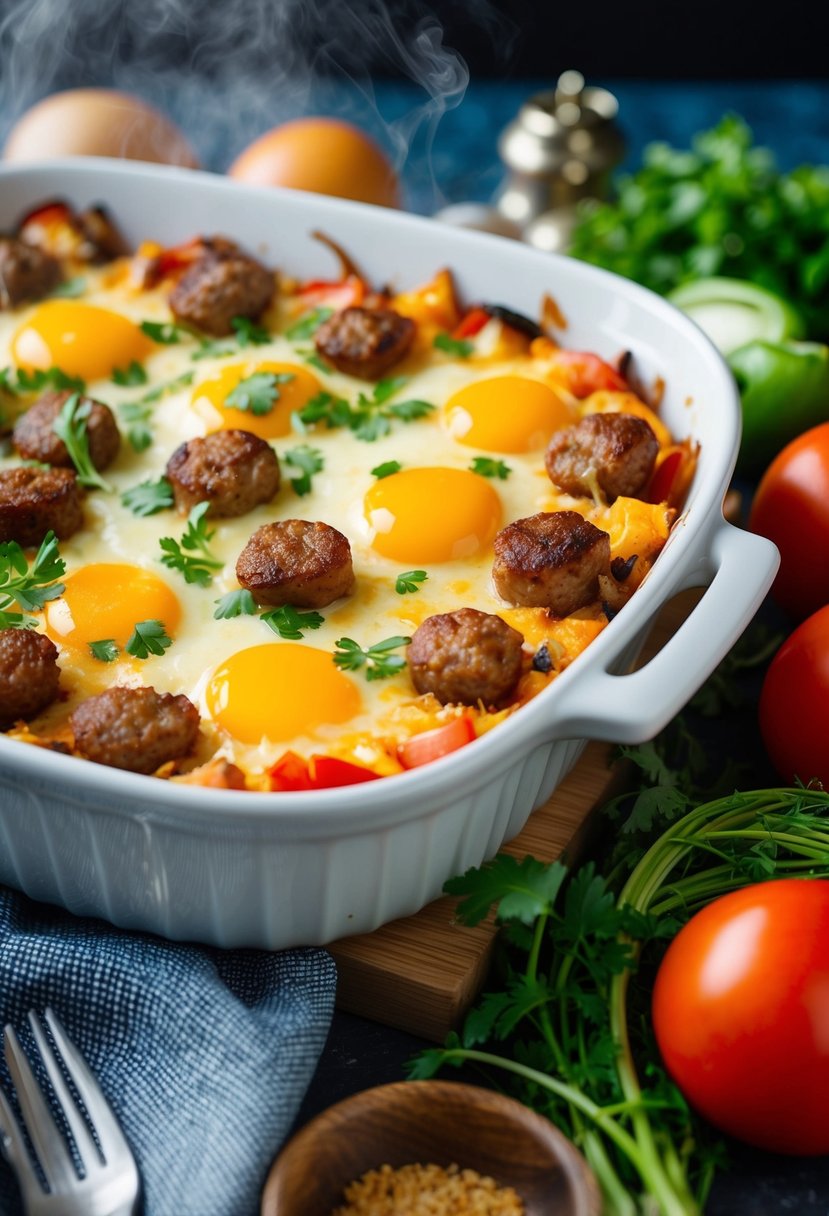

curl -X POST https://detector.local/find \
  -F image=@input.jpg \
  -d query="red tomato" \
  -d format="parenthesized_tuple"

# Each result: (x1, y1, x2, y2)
(749, 421, 829, 621)
(758, 605, 829, 787)
(652, 879, 829, 1154)
(398, 717, 476, 769)
(547, 350, 628, 397)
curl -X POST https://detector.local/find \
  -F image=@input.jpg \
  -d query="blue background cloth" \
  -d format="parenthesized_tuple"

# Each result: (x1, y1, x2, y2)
(0, 888, 336, 1216)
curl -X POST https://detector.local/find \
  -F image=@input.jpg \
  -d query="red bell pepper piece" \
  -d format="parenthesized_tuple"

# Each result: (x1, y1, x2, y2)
(307, 756, 381, 788)
(267, 750, 312, 792)
(644, 449, 684, 505)
(297, 274, 365, 311)
(398, 716, 476, 770)
(550, 350, 629, 397)
(452, 307, 490, 340)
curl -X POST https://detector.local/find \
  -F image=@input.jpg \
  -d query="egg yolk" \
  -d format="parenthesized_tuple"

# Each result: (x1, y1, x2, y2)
(191, 361, 321, 439)
(443, 375, 572, 453)
(365, 467, 502, 563)
(45, 564, 181, 650)
(206, 643, 362, 743)
(11, 301, 152, 383)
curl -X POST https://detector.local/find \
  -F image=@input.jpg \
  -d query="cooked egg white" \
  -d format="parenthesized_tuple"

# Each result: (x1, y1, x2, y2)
(0, 262, 670, 778)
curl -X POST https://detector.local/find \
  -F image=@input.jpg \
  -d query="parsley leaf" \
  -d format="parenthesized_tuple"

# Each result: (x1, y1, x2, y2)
(261, 605, 325, 639)
(294, 379, 434, 442)
(446, 855, 568, 926)
(50, 276, 86, 299)
(159, 502, 223, 587)
(121, 477, 175, 517)
(112, 361, 148, 387)
(470, 456, 512, 480)
(231, 316, 271, 346)
(213, 589, 257, 620)
(283, 445, 324, 496)
(0, 531, 66, 628)
(119, 372, 194, 451)
(52, 392, 112, 491)
(285, 307, 333, 340)
(88, 639, 119, 663)
(125, 619, 173, 659)
(4, 367, 86, 396)
(371, 460, 402, 479)
(140, 320, 183, 345)
(333, 635, 410, 680)
(225, 371, 294, 415)
(434, 332, 473, 358)
(395, 569, 428, 594)
(139, 370, 194, 405)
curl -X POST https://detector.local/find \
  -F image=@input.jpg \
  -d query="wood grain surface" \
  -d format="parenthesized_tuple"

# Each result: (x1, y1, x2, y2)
(330, 590, 701, 1040)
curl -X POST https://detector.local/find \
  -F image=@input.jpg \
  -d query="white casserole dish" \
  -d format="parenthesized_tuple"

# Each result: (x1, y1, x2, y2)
(0, 159, 779, 948)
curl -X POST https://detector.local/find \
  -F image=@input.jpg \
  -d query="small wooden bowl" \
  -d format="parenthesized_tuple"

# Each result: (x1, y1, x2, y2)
(262, 1080, 601, 1216)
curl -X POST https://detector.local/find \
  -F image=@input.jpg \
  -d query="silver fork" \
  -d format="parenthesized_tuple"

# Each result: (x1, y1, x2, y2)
(0, 1007, 140, 1216)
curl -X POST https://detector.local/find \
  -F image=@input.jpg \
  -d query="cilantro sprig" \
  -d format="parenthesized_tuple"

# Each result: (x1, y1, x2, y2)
(121, 477, 175, 517)
(470, 456, 512, 480)
(52, 392, 112, 492)
(261, 605, 325, 640)
(225, 371, 294, 416)
(88, 639, 119, 663)
(213, 589, 257, 620)
(395, 569, 428, 594)
(125, 619, 173, 659)
(0, 532, 66, 628)
(283, 445, 324, 496)
(159, 502, 223, 587)
(294, 376, 435, 442)
(333, 634, 410, 680)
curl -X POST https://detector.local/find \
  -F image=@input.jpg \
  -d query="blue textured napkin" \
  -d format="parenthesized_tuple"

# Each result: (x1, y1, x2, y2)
(0, 887, 336, 1216)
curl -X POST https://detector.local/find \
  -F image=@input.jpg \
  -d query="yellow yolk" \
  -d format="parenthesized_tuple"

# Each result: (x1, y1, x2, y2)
(11, 301, 152, 382)
(191, 361, 322, 439)
(206, 643, 362, 743)
(365, 467, 502, 563)
(45, 564, 181, 650)
(443, 375, 572, 453)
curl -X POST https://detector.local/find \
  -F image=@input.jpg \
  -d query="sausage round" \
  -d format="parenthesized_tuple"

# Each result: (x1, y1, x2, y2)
(13, 390, 121, 471)
(0, 237, 61, 309)
(0, 628, 60, 729)
(0, 466, 84, 546)
(168, 237, 275, 336)
(166, 429, 280, 518)
(314, 306, 415, 379)
(493, 510, 611, 616)
(70, 686, 200, 775)
(545, 412, 659, 501)
(236, 519, 355, 608)
(408, 607, 525, 707)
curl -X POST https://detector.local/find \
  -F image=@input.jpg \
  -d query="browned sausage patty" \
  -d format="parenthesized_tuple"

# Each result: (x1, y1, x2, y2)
(0, 237, 61, 309)
(493, 510, 611, 616)
(0, 466, 84, 546)
(166, 430, 280, 518)
(70, 686, 200, 775)
(13, 390, 121, 471)
(168, 237, 275, 336)
(408, 608, 525, 707)
(545, 412, 659, 501)
(314, 306, 415, 379)
(0, 628, 60, 729)
(236, 520, 355, 608)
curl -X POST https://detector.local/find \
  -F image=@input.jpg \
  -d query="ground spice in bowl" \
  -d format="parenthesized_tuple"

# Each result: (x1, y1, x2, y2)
(331, 1161, 525, 1215)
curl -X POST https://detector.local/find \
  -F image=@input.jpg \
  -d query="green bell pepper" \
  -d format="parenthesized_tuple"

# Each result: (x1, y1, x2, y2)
(728, 338, 829, 473)
(668, 277, 805, 356)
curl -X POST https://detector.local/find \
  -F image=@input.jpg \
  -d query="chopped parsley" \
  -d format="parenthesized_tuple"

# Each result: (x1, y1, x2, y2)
(119, 372, 195, 451)
(121, 477, 175, 517)
(283, 445, 324, 496)
(470, 456, 512, 480)
(0, 532, 66, 629)
(0, 367, 86, 397)
(225, 371, 294, 416)
(433, 332, 473, 358)
(88, 639, 119, 663)
(293, 376, 434, 442)
(112, 361, 148, 387)
(213, 589, 257, 620)
(395, 570, 428, 595)
(159, 502, 223, 587)
(371, 460, 402, 479)
(50, 276, 86, 299)
(140, 320, 183, 345)
(285, 307, 334, 341)
(125, 619, 173, 659)
(261, 605, 325, 640)
(333, 634, 411, 680)
(52, 392, 112, 492)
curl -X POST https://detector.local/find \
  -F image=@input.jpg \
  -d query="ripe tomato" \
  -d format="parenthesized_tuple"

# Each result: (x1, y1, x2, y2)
(652, 879, 829, 1154)
(749, 421, 829, 621)
(758, 605, 829, 787)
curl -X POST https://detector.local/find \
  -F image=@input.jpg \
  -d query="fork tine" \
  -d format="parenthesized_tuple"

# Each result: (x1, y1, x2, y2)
(27, 1011, 103, 1174)
(0, 1084, 43, 1201)
(3, 1023, 77, 1191)
(43, 1008, 132, 1163)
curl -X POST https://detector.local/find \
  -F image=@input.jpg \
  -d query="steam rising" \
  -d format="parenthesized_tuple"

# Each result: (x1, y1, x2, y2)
(0, 0, 516, 207)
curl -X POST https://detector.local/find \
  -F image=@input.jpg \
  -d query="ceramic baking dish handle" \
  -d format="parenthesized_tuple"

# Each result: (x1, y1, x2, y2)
(547, 521, 780, 744)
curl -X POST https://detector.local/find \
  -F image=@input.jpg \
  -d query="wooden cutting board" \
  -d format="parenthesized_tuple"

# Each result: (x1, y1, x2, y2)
(330, 590, 700, 1041)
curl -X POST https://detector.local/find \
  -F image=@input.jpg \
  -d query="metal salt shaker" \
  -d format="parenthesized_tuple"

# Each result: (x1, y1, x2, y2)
(494, 70, 625, 252)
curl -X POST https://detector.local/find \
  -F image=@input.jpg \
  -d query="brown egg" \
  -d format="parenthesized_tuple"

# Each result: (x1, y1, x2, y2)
(3, 88, 199, 168)
(228, 118, 399, 208)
